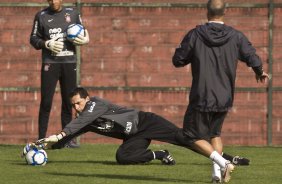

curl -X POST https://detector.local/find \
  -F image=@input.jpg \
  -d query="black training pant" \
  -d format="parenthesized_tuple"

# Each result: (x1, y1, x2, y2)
(38, 63, 76, 139)
(116, 111, 192, 164)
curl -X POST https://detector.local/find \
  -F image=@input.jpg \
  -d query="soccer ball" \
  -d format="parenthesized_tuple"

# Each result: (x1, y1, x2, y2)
(25, 147, 48, 166)
(66, 24, 84, 41)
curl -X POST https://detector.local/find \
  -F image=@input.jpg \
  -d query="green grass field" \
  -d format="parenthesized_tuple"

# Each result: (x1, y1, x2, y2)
(0, 144, 282, 184)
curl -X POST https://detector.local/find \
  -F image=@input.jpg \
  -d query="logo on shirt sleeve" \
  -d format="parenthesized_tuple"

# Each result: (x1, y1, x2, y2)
(88, 102, 96, 113)
(124, 122, 132, 134)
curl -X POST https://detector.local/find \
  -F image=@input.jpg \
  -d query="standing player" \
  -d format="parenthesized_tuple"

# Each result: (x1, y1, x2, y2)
(23, 87, 250, 169)
(172, 0, 269, 183)
(30, 0, 89, 147)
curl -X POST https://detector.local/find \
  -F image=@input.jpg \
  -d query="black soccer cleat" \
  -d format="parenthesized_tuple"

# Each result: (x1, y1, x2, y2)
(161, 150, 176, 165)
(65, 139, 80, 148)
(232, 156, 250, 166)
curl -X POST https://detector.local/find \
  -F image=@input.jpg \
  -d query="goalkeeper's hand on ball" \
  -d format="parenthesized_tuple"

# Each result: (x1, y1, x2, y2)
(36, 132, 65, 144)
(21, 132, 65, 157)
(45, 35, 64, 54)
(35, 132, 66, 149)
(21, 143, 46, 157)
(73, 29, 89, 45)
(21, 143, 34, 158)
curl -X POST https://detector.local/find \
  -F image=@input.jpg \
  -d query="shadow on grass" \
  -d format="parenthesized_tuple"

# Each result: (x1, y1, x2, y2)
(9, 160, 117, 166)
(47, 172, 210, 183)
(10, 162, 27, 166)
(49, 160, 117, 165)
(10, 159, 193, 166)
(0, 144, 22, 148)
(48, 160, 190, 166)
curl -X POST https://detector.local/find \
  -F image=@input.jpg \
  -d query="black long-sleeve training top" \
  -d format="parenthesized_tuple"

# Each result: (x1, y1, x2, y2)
(30, 7, 81, 63)
(63, 97, 140, 139)
(172, 23, 263, 112)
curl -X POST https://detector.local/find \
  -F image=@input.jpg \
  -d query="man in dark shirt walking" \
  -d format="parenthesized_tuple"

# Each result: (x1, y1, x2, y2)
(30, 0, 89, 147)
(172, 0, 269, 183)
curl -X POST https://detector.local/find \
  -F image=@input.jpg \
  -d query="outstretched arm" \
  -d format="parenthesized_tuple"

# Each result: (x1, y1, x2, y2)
(36, 131, 66, 146)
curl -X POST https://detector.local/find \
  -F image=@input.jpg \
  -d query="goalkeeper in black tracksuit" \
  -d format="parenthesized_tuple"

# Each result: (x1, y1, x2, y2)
(29, 0, 89, 141)
(25, 87, 249, 166)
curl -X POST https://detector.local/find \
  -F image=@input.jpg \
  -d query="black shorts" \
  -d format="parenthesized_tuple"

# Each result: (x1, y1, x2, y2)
(183, 108, 227, 143)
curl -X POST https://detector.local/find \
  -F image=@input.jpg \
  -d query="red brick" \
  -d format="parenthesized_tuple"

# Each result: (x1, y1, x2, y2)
(0, 118, 34, 135)
(0, 71, 40, 87)
(226, 7, 267, 17)
(0, 15, 34, 30)
(77, 0, 271, 6)
(234, 92, 267, 105)
(273, 9, 282, 29)
(243, 30, 268, 46)
(225, 16, 268, 31)
(0, 45, 34, 58)
(0, 7, 39, 16)
(126, 73, 192, 87)
(81, 58, 127, 73)
(1, 0, 271, 4)
(126, 90, 188, 104)
(273, 92, 282, 102)
(92, 90, 128, 104)
(273, 74, 282, 86)
(125, 58, 174, 73)
(0, 31, 15, 44)
(273, 46, 282, 60)
(273, 106, 282, 118)
(0, 59, 40, 71)
(0, 3, 280, 145)
(81, 72, 126, 86)
(222, 133, 266, 145)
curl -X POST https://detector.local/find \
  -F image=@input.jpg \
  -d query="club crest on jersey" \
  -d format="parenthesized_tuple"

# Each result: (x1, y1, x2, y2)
(65, 13, 71, 23)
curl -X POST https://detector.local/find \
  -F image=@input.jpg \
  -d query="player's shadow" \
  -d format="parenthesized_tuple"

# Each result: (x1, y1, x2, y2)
(48, 160, 189, 166)
(8, 160, 117, 166)
(10, 161, 27, 166)
(48, 160, 117, 165)
(47, 172, 209, 183)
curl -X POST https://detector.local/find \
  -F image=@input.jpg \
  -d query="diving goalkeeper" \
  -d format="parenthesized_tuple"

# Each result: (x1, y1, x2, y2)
(23, 87, 250, 168)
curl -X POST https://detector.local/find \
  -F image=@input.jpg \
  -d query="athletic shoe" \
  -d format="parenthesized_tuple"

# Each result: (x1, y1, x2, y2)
(65, 139, 80, 148)
(161, 150, 176, 165)
(211, 176, 222, 183)
(221, 162, 235, 183)
(232, 155, 250, 166)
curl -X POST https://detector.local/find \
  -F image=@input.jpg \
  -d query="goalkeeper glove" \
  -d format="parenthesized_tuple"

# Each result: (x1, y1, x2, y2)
(21, 143, 46, 157)
(73, 29, 89, 45)
(36, 132, 65, 144)
(45, 35, 64, 54)
(21, 143, 33, 158)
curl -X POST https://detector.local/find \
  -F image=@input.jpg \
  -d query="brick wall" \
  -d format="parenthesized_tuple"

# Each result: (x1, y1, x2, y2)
(0, 1, 281, 145)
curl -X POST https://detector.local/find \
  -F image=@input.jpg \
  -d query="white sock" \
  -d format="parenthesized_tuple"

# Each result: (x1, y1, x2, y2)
(210, 151, 228, 168)
(212, 161, 221, 178)
(152, 151, 156, 159)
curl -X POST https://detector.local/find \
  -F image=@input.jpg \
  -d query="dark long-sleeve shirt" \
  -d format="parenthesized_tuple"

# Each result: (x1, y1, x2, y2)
(30, 7, 81, 63)
(172, 23, 263, 112)
(63, 97, 140, 139)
